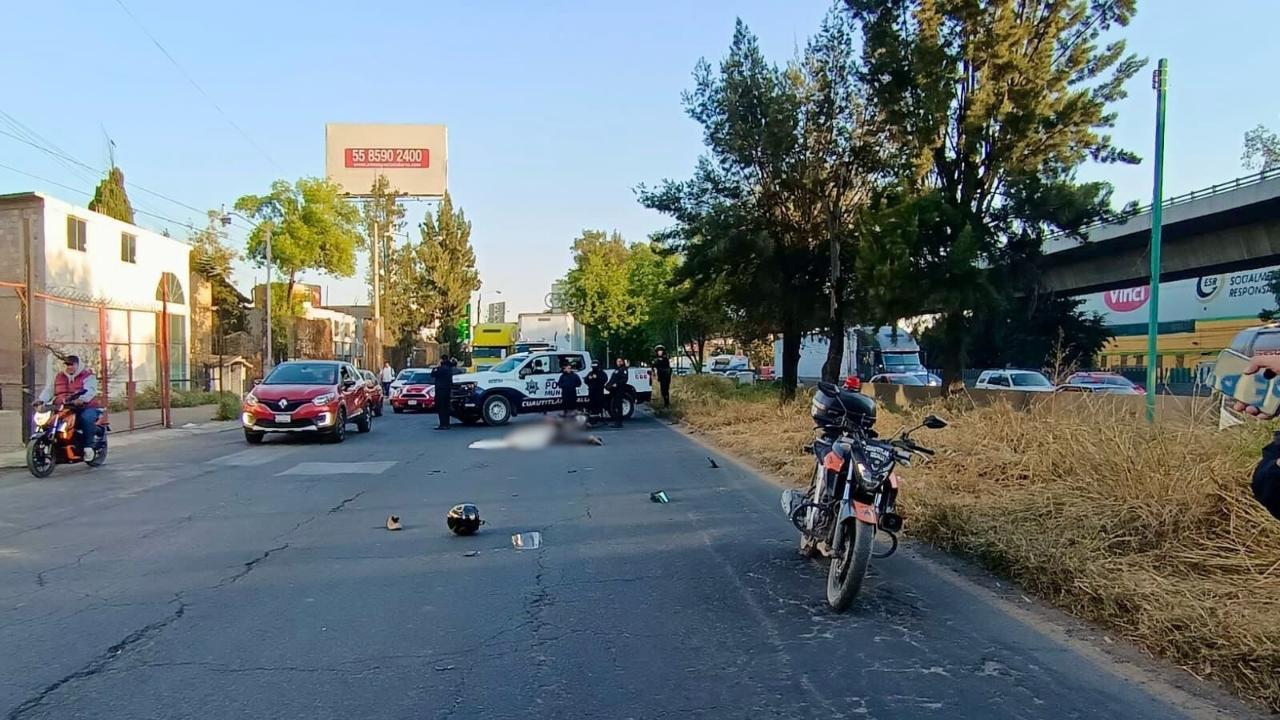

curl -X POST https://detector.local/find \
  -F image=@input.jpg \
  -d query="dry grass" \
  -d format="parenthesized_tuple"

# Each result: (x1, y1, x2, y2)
(668, 375, 1280, 711)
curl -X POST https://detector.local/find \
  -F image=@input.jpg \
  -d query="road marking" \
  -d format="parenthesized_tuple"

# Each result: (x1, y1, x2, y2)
(207, 448, 298, 467)
(276, 461, 397, 477)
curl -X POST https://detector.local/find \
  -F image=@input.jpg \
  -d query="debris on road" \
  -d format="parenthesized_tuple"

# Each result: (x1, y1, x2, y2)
(707, 457, 720, 468)
(386, 515, 402, 531)
(650, 491, 670, 504)
(512, 531, 542, 550)
(434, 664, 456, 671)
(447, 504, 483, 536)
(463, 550, 479, 557)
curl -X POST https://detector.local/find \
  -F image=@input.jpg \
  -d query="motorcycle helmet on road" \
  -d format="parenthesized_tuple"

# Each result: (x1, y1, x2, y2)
(447, 503, 483, 536)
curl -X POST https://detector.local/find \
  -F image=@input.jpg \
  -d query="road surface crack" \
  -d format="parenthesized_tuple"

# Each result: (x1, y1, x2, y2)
(34, 546, 99, 588)
(209, 544, 290, 589)
(6, 594, 186, 720)
(327, 490, 366, 514)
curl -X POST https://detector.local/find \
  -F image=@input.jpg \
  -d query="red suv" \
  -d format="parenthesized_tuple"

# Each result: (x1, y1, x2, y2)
(242, 360, 373, 444)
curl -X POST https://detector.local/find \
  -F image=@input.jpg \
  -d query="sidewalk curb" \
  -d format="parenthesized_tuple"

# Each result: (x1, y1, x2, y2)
(0, 420, 239, 470)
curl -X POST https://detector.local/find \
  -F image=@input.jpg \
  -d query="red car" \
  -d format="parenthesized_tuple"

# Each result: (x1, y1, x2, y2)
(360, 369, 385, 416)
(242, 360, 374, 444)
(390, 369, 436, 413)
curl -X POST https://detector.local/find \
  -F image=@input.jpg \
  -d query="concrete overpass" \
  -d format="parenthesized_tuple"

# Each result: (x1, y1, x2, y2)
(1039, 168, 1280, 296)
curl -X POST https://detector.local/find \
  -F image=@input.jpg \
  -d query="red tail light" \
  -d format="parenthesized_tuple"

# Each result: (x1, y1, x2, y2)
(842, 376, 862, 391)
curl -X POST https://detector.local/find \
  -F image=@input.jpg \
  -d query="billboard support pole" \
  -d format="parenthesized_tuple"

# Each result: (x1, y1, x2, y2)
(1145, 58, 1168, 424)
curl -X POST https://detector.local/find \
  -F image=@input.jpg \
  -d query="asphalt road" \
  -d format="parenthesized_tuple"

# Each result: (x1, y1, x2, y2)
(0, 409, 1260, 719)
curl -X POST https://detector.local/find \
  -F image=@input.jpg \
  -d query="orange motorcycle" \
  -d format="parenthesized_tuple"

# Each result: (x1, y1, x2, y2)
(26, 391, 109, 478)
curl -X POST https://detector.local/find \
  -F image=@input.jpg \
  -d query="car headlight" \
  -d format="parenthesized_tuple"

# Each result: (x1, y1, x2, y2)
(244, 393, 259, 407)
(33, 410, 52, 426)
(312, 393, 337, 406)
(390, 387, 401, 397)
(456, 382, 476, 393)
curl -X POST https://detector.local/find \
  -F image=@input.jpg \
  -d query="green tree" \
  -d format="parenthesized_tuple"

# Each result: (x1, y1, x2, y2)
(234, 178, 362, 305)
(640, 21, 828, 398)
(845, 0, 1144, 391)
(360, 175, 407, 324)
(1243, 124, 1280, 172)
(419, 193, 479, 358)
(89, 166, 135, 223)
(189, 210, 248, 335)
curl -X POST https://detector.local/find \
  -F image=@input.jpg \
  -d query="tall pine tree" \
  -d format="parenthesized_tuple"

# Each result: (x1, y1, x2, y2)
(89, 166, 135, 223)
(419, 193, 480, 357)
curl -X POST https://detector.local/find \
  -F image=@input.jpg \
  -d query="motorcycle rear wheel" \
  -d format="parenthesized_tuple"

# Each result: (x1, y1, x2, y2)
(86, 440, 107, 467)
(26, 438, 55, 478)
(826, 519, 875, 612)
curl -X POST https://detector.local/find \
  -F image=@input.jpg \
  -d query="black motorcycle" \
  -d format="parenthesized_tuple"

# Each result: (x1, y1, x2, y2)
(782, 381, 946, 611)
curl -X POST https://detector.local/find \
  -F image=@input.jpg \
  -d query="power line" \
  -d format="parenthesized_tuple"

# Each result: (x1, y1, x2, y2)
(111, 0, 285, 174)
(0, 124, 254, 233)
(0, 160, 215, 235)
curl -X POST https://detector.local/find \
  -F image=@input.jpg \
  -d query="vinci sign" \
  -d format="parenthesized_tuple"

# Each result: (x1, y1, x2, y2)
(1080, 265, 1280, 324)
(325, 124, 447, 198)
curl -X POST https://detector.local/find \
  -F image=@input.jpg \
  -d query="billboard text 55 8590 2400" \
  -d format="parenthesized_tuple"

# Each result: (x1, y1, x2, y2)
(324, 123, 447, 198)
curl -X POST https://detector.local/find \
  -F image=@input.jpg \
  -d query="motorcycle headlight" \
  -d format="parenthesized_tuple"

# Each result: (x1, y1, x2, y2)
(313, 392, 337, 406)
(33, 410, 52, 426)
(855, 461, 888, 492)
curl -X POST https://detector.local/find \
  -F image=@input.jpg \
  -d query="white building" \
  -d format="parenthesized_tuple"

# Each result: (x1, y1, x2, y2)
(0, 192, 192, 403)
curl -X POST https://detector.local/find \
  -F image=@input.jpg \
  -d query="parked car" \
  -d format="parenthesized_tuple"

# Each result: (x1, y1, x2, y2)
(242, 360, 373, 444)
(1059, 371, 1143, 395)
(975, 369, 1055, 392)
(390, 369, 437, 413)
(360, 370, 385, 416)
(869, 373, 927, 386)
(389, 367, 431, 400)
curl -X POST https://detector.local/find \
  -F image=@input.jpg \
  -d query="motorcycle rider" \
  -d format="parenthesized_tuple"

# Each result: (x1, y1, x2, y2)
(607, 357, 631, 429)
(556, 360, 582, 416)
(35, 355, 101, 459)
(653, 345, 673, 408)
(585, 361, 608, 420)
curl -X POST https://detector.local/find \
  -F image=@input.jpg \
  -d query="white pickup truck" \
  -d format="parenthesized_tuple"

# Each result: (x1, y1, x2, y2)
(449, 350, 652, 426)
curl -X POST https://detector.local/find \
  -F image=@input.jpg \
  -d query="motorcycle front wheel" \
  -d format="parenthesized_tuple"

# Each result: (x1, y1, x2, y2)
(26, 438, 55, 478)
(826, 519, 875, 612)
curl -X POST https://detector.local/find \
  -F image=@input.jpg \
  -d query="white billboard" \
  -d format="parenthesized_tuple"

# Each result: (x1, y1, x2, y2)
(1078, 265, 1280, 324)
(324, 123, 447, 197)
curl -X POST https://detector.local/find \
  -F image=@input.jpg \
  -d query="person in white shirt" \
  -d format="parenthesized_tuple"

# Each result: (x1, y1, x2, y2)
(379, 362, 396, 398)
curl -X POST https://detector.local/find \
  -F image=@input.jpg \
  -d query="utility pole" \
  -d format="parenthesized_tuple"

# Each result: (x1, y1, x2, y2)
(21, 214, 35, 439)
(1145, 58, 1168, 423)
(264, 223, 274, 372)
(371, 216, 382, 366)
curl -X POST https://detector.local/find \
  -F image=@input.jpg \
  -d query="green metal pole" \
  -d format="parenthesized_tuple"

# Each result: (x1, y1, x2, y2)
(1146, 58, 1168, 423)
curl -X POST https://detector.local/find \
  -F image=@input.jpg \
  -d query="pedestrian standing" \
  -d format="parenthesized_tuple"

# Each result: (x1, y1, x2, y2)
(585, 361, 607, 420)
(653, 345, 673, 408)
(432, 356, 456, 430)
(379, 361, 395, 399)
(1233, 354, 1280, 519)
(607, 357, 631, 428)
(556, 361, 582, 416)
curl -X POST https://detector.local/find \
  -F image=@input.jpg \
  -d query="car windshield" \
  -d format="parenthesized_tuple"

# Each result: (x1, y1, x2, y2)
(490, 355, 526, 374)
(473, 347, 506, 359)
(1011, 372, 1051, 387)
(396, 369, 417, 381)
(263, 363, 336, 385)
(407, 371, 434, 384)
(882, 353, 924, 373)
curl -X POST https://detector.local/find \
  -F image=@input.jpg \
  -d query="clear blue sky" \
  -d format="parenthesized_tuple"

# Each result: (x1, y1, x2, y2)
(2, 1, 1277, 317)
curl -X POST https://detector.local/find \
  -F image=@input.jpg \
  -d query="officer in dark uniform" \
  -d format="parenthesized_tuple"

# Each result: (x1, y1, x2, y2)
(607, 357, 631, 428)
(585, 361, 607, 420)
(653, 345, 673, 408)
(556, 360, 582, 416)
(432, 355, 456, 430)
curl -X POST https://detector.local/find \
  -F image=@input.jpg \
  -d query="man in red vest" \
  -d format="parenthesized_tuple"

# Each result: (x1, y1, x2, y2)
(36, 354, 101, 459)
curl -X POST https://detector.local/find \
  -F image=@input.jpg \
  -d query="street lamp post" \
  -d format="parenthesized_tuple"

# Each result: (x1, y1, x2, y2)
(1145, 58, 1168, 423)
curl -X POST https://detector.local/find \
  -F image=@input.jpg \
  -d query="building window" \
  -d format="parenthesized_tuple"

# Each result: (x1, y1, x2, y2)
(66, 216, 87, 252)
(121, 233, 137, 263)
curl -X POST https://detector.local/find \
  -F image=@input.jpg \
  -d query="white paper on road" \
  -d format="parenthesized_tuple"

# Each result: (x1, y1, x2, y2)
(276, 461, 398, 476)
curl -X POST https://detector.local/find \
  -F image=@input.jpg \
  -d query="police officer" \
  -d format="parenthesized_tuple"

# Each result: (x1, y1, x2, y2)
(432, 355, 456, 430)
(653, 345, 673, 408)
(585, 360, 608, 420)
(556, 360, 582, 416)
(607, 357, 631, 428)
